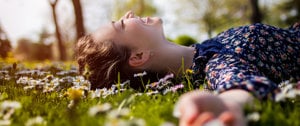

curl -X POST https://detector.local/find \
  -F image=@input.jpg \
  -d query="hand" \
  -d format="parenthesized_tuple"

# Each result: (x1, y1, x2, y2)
(174, 91, 237, 126)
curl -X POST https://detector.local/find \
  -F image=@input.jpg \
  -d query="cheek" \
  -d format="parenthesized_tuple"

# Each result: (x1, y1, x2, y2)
(125, 24, 153, 40)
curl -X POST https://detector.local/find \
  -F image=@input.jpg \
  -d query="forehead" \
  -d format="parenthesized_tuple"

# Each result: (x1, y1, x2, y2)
(92, 23, 117, 42)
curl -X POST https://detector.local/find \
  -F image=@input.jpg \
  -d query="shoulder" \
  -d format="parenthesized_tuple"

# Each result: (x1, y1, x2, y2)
(217, 23, 276, 36)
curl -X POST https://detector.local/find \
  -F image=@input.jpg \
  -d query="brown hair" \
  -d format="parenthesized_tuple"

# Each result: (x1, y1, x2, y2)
(75, 34, 167, 90)
(75, 34, 133, 89)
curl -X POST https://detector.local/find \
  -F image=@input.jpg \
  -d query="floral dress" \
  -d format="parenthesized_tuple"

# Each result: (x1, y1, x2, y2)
(191, 23, 300, 99)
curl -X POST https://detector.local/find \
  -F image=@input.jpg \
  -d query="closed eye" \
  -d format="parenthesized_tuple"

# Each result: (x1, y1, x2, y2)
(121, 19, 125, 29)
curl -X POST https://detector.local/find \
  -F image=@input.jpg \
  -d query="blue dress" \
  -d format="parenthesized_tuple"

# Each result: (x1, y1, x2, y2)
(191, 23, 300, 99)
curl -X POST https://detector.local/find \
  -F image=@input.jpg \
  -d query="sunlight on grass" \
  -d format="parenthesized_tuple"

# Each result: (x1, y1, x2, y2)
(0, 62, 299, 126)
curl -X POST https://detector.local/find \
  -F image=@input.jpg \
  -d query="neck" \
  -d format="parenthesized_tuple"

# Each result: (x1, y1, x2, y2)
(150, 40, 195, 75)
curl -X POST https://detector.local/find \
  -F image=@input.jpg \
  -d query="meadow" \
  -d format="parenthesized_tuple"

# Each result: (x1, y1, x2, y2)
(0, 61, 299, 126)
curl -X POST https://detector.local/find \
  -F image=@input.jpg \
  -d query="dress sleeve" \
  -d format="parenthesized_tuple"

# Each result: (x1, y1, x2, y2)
(205, 54, 279, 99)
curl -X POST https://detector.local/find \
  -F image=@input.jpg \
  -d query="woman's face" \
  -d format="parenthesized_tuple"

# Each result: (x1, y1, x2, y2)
(92, 11, 165, 50)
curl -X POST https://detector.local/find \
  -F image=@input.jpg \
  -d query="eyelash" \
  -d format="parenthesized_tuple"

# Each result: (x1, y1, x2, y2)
(121, 20, 125, 29)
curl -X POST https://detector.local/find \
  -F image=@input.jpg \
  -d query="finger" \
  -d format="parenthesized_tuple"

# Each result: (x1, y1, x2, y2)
(218, 111, 235, 126)
(177, 91, 210, 126)
(178, 101, 199, 126)
(191, 112, 214, 126)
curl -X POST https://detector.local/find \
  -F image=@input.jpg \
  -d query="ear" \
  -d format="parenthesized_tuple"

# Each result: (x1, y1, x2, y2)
(128, 50, 151, 67)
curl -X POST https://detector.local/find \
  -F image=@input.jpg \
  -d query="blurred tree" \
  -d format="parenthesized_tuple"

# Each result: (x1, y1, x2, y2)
(174, 35, 197, 46)
(37, 29, 53, 60)
(14, 36, 53, 61)
(49, 0, 67, 61)
(177, 0, 252, 38)
(0, 24, 12, 59)
(113, 0, 157, 20)
(14, 38, 31, 60)
(31, 43, 53, 61)
(71, 0, 85, 40)
(175, 0, 254, 38)
(277, 0, 300, 25)
(263, 0, 299, 27)
(249, 0, 262, 23)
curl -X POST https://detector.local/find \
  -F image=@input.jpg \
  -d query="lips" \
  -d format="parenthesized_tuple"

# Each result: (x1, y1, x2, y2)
(140, 17, 149, 24)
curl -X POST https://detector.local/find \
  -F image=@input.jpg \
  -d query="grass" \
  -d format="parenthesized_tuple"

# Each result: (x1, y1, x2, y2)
(0, 62, 299, 126)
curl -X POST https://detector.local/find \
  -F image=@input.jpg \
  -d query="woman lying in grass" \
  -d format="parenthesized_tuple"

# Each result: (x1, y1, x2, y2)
(75, 11, 300, 126)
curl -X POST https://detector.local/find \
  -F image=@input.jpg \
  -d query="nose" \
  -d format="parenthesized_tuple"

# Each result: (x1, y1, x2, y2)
(121, 11, 136, 20)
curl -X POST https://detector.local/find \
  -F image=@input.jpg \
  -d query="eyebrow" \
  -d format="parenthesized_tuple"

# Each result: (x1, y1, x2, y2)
(111, 21, 118, 31)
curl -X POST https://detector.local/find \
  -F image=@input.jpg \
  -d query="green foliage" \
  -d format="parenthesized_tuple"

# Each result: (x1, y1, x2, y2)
(247, 99, 300, 126)
(174, 35, 197, 46)
(264, 0, 300, 27)
(176, 0, 252, 38)
(0, 80, 178, 126)
(277, 0, 300, 25)
(0, 62, 299, 126)
(113, 0, 157, 20)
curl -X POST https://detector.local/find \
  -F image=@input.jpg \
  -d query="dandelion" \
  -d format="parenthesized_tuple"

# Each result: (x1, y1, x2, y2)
(133, 71, 147, 77)
(25, 116, 47, 126)
(66, 88, 84, 100)
(88, 103, 112, 116)
(185, 69, 194, 74)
